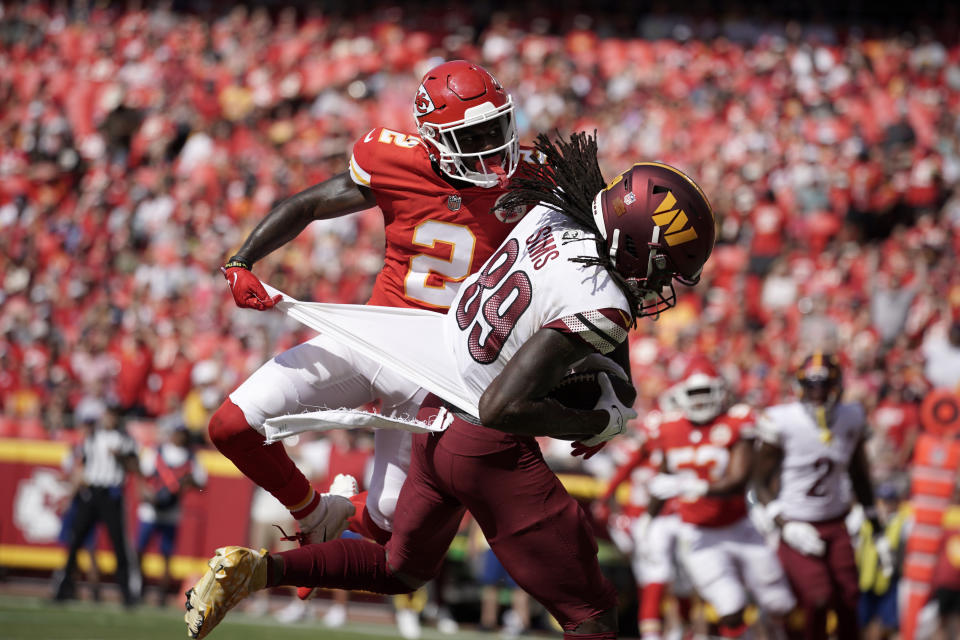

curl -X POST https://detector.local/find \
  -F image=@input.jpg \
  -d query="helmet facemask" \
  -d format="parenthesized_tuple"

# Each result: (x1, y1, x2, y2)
(675, 373, 727, 424)
(418, 99, 519, 188)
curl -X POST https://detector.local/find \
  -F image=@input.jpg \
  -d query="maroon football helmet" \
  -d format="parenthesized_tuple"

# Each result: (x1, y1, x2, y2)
(591, 162, 715, 317)
(413, 60, 519, 188)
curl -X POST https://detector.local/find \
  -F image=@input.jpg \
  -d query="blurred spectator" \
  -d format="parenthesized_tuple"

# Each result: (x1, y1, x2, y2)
(52, 405, 139, 606)
(135, 424, 206, 606)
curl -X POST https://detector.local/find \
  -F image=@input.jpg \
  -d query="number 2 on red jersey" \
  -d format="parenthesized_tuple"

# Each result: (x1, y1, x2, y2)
(404, 221, 477, 309)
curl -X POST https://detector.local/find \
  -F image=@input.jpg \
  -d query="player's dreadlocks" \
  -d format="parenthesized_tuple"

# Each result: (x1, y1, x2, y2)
(496, 131, 643, 324)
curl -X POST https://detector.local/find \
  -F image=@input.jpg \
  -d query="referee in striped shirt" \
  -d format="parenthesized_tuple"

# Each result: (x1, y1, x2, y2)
(53, 405, 139, 606)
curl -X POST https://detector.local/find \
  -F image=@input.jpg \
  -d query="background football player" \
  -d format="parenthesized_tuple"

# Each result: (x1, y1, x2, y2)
(596, 412, 693, 640)
(183, 132, 716, 640)
(207, 60, 533, 589)
(753, 352, 890, 640)
(646, 356, 796, 639)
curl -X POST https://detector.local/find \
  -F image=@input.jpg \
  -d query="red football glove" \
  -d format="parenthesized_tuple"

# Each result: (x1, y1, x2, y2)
(571, 440, 607, 459)
(222, 260, 282, 310)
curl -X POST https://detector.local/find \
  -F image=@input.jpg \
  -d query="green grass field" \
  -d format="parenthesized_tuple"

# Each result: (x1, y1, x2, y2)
(0, 595, 504, 640)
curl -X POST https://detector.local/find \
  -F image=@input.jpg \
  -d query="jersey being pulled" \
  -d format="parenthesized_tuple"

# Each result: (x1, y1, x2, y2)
(758, 401, 866, 523)
(655, 404, 756, 527)
(444, 206, 632, 404)
(350, 127, 533, 311)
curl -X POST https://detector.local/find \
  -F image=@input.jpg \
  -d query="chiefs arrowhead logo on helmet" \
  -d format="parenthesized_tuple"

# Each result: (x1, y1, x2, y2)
(413, 84, 436, 117)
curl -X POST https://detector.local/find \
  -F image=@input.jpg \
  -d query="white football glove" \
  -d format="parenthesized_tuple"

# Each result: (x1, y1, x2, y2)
(875, 535, 895, 577)
(750, 499, 780, 538)
(781, 521, 826, 556)
(579, 373, 638, 447)
(648, 472, 708, 501)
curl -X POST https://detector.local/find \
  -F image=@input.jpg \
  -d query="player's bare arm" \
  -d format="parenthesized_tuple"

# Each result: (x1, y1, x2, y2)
(232, 171, 376, 265)
(478, 328, 625, 439)
(752, 441, 785, 523)
(704, 439, 753, 497)
(222, 172, 376, 310)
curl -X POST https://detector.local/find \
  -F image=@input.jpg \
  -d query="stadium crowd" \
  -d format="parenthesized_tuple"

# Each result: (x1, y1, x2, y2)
(2, 1, 960, 634)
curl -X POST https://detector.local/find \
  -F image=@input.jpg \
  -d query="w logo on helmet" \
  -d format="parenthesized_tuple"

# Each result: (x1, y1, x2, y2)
(413, 85, 436, 117)
(651, 191, 698, 246)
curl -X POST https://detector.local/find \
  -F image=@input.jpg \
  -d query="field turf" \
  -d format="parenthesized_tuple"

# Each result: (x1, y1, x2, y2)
(0, 595, 502, 640)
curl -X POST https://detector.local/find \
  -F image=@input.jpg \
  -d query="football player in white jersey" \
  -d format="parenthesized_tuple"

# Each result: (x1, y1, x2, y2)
(753, 352, 887, 640)
(183, 132, 716, 640)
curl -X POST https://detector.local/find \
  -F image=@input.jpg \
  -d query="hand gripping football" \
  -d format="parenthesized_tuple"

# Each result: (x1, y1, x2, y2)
(547, 369, 637, 410)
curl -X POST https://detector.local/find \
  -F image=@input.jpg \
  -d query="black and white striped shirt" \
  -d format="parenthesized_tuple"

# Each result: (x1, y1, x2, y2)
(73, 428, 138, 488)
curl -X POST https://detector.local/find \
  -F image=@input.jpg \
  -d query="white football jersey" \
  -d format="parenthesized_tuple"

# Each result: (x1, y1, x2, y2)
(444, 205, 632, 402)
(757, 401, 867, 522)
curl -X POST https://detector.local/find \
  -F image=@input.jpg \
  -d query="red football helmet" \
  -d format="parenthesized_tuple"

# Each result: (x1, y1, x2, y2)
(413, 60, 519, 188)
(796, 351, 843, 409)
(672, 356, 727, 424)
(591, 162, 715, 317)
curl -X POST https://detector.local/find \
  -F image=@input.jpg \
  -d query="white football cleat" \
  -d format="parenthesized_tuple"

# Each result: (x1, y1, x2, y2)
(184, 546, 268, 639)
(294, 474, 359, 601)
(323, 602, 348, 628)
(396, 608, 422, 640)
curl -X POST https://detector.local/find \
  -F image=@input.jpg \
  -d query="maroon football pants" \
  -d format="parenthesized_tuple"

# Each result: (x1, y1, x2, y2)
(275, 398, 617, 631)
(777, 516, 859, 640)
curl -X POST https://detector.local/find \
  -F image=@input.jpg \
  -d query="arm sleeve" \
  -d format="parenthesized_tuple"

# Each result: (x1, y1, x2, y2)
(602, 448, 646, 502)
(348, 128, 378, 187)
(756, 411, 782, 446)
(543, 308, 631, 355)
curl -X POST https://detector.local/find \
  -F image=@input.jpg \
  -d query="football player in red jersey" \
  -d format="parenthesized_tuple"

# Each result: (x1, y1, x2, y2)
(184, 133, 716, 640)
(596, 414, 693, 640)
(646, 357, 795, 639)
(209, 60, 533, 583)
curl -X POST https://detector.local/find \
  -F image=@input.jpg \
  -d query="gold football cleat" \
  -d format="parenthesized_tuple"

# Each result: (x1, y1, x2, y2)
(184, 546, 268, 639)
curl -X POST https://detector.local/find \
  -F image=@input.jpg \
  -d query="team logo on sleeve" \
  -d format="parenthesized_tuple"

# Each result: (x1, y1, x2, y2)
(493, 192, 527, 223)
(414, 85, 436, 117)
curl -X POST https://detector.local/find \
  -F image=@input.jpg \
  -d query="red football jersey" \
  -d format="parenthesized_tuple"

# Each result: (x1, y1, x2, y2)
(656, 404, 756, 528)
(349, 127, 534, 311)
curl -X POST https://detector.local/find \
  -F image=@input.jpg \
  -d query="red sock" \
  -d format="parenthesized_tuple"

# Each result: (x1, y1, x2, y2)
(719, 621, 748, 638)
(208, 400, 312, 508)
(639, 582, 665, 635)
(272, 538, 411, 594)
(344, 492, 393, 545)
